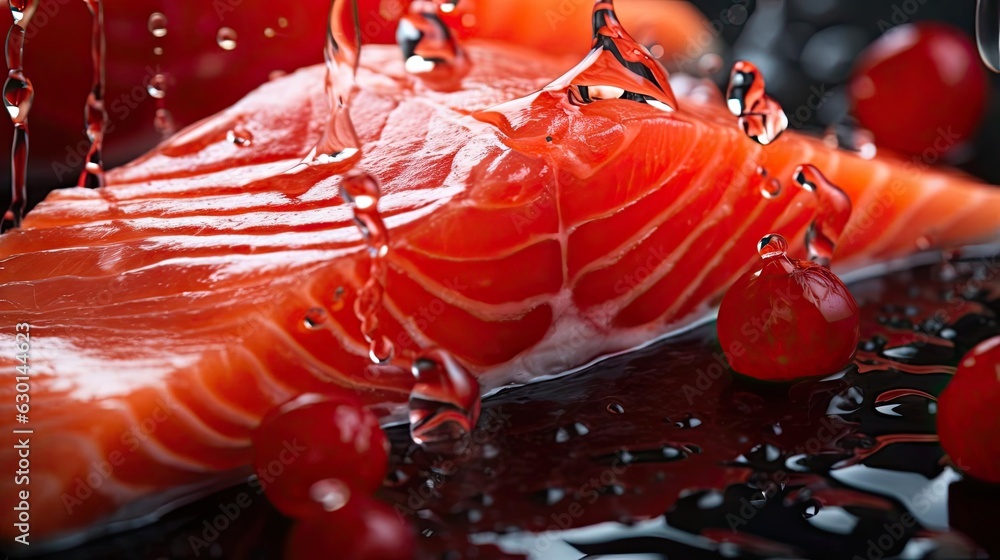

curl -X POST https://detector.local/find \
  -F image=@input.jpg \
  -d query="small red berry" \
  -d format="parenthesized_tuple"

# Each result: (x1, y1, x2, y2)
(253, 393, 389, 518)
(850, 23, 988, 157)
(938, 336, 1000, 484)
(717, 234, 860, 381)
(284, 496, 415, 560)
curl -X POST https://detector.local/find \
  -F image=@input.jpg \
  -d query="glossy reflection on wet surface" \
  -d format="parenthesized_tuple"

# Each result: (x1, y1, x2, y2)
(44, 256, 1000, 559)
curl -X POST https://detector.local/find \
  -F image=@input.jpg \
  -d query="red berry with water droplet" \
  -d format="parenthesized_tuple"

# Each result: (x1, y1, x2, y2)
(850, 23, 988, 157)
(717, 234, 860, 381)
(284, 496, 414, 560)
(253, 393, 389, 518)
(937, 336, 1000, 484)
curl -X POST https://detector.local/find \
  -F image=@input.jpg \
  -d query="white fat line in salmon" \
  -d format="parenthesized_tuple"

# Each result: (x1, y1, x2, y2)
(60, 396, 180, 517)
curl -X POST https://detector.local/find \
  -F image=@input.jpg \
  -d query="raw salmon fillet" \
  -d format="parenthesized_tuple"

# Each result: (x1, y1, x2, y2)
(1, 40, 999, 545)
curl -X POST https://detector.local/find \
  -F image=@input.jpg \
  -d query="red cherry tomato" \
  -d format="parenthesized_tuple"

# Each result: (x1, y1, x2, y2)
(284, 496, 415, 560)
(849, 22, 989, 158)
(938, 336, 1000, 484)
(253, 393, 389, 518)
(717, 234, 860, 381)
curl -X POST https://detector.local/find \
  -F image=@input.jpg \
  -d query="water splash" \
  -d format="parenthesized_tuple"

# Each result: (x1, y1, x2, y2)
(794, 164, 852, 268)
(726, 60, 788, 145)
(397, 0, 469, 90)
(341, 172, 395, 364)
(2, 0, 38, 233)
(409, 348, 481, 445)
(78, 0, 107, 189)
(476, 0, 677, 134)
(976, 0, 1000, 72)
(561, 0, 677, 111)
(305, 0, 363, 165)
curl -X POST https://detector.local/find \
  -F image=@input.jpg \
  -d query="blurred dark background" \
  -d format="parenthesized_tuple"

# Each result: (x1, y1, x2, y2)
(0, 0, 997, 216)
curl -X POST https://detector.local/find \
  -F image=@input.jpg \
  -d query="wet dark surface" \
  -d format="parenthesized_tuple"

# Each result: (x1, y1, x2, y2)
(40, 255, 1000, 559)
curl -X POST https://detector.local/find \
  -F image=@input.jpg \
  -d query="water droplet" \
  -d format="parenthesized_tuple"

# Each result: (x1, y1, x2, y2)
(303, 308, 328, 329)
(757, 233, 789, 259)
(875, 404, 903, 417)
(226, 126, 253, 147)
(883, 345, 919, 360)
(153, 46, 163, 56)
(977, 0, 1000, 72)
(762, 178, 782, 198)
(396, 1, 469, 89)
(147, 73, 167, 99)
(794, 164, 852, 268)
(673, 415, 702, 429)
(385, 469, 409, 487)
(341, 172, 395, 362)
(9, 0, 38, 28)
(3, 72, 34, 124)
(147, 12, 167, 37)
(803, 501, 821, 519)
(606, 402, 625, 414)
(545, 488, 565, 505)
(309, 478, 350, 512)
(617, 449, 635, 464)
(408, 348, 481, 445)
(278, 17, 289, 28)
(726, 61, 788, 145)
(216, 27, 238, 50)
(555, 427, 570, 443)
(264, 27, 276, 38)
(697, 491, 724, 509)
